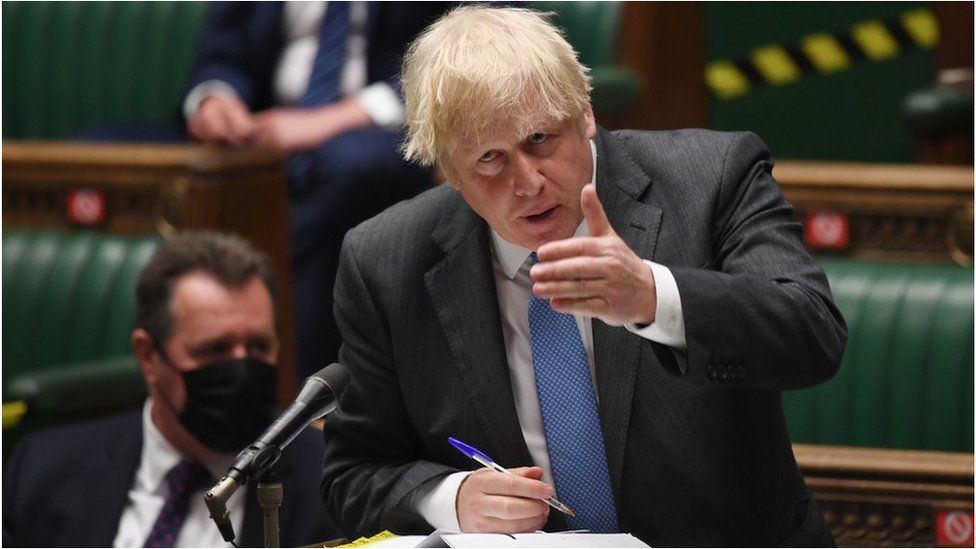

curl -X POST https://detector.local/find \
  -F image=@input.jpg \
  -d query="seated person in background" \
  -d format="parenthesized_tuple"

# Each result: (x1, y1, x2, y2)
(3, 232, 339, 547)
(183, 2, 452, 381)
(321, 6, 846, 547)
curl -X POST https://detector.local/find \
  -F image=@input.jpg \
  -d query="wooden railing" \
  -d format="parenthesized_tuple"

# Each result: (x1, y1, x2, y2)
(2, 141, 298, 401)
(774, 161, 974, 266)
(795, 444, 974, 546)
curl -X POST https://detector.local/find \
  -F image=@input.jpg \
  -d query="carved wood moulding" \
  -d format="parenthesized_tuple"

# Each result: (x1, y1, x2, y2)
(774, 161, 975, 266)
(795, 444, 974, 547)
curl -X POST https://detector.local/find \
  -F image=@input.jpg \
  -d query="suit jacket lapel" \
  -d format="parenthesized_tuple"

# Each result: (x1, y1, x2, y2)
(75, 413, 143, 546)
(425, 192, 533, 467)
(592, 128, 662, 501)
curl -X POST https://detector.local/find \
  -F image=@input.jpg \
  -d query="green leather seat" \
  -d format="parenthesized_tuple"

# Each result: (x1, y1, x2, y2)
(2, 1, 208, 139)
(2, 231, 159, 437)
(784, 259, 974, 452)
(3, 1, 637, 140)
(904, 86, 974, 138)
(531, 1, 640, 117)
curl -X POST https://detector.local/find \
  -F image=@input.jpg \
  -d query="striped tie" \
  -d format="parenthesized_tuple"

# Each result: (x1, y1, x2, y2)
(291, 2, 352, 181)
(299, 2, 351, 107)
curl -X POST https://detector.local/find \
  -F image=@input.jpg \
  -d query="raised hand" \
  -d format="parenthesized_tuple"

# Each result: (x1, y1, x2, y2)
(531, 184, 657, 326)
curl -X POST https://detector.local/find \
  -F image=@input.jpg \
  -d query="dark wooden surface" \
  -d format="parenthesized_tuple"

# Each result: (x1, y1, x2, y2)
(603, 2, 707, 131)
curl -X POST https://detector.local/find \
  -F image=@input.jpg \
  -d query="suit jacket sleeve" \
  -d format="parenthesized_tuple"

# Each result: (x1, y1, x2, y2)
(2, 431, 29, 547)
(321, 231, 457, 538)
(181, 2, 281, 112)
(667, 132, 846, 391)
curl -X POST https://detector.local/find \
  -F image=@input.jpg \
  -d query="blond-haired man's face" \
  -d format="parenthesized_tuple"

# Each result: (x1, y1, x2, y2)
(443, 107, 597, 251)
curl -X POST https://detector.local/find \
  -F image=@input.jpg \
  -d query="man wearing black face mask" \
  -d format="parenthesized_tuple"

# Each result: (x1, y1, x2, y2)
(3, 232, 340, 548)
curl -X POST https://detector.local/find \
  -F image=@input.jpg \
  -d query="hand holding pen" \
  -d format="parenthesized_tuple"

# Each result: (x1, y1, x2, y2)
(449, 437, 574, 533)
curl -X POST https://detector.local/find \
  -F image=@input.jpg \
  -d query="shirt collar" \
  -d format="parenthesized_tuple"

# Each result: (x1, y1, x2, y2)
(139, 398, 236, 492)
(490, 139, 597, 279)
(140, 398, 186, 493)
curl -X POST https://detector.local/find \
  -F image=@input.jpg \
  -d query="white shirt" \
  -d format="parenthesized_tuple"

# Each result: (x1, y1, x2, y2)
(113, 399, 246, 548)
(416, 141, 687, 530)
(183, 1, 404, 129)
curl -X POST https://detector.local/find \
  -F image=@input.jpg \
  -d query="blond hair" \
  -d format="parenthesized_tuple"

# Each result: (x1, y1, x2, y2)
(400, 6, 592, 167)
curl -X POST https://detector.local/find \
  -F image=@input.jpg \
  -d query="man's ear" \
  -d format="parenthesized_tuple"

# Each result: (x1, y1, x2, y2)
(132, 328, 158, 384)
(581, 104, 596, 140)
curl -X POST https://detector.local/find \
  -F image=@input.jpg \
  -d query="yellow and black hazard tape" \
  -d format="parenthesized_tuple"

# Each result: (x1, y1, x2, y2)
(706, 8, 939, 99)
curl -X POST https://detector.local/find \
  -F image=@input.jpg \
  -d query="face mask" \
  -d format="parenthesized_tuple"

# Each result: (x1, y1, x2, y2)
(167, 357, 278, 453)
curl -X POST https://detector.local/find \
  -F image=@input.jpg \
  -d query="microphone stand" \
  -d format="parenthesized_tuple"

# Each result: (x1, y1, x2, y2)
(204, 443, 283, 545)
(257, 465, 282, 548)
(205, 364, 349, 546)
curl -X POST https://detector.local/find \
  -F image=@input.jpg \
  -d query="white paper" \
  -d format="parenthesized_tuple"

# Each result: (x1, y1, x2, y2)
(441, 533, 649, 548)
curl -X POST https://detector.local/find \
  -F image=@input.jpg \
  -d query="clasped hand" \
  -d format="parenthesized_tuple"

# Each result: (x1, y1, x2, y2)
(531, 185, 657, 327)
(188, 95, 371, 153)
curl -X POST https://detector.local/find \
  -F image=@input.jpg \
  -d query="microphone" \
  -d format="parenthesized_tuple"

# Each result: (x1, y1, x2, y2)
(205, 362, 349, 542)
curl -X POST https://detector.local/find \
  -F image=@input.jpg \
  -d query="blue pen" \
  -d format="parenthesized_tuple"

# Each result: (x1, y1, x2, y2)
(448, 436, 575, 517)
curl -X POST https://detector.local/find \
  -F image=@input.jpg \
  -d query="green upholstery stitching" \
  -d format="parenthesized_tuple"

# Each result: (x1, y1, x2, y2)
(3, 1, 635, 138)
(784, 259, 975, 452)
(2, 1, 208, 139)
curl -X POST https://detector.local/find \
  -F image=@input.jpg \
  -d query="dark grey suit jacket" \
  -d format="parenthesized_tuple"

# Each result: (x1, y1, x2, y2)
(3, 411, 339, 547)
(321, 128, 846, 546)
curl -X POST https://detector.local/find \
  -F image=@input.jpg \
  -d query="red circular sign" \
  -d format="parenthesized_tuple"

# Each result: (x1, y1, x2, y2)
(944, 511, 973, 545)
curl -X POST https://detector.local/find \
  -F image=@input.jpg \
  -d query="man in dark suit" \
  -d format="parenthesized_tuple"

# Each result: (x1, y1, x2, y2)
(3, 232, 338, 547)
(182, 2, 451, 381)
(320, 6, 847, 546)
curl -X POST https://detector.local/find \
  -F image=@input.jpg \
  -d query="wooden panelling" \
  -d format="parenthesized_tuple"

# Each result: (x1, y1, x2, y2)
(2, 141, 299, 402)
(795, 444, 974, 546)
(774, 161, 974, 265)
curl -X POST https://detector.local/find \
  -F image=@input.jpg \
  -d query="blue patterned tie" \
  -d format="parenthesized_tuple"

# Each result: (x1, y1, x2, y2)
(299, 2, 351, 107)
(528, 254, 618, 533)
(144, 460, 213, 547)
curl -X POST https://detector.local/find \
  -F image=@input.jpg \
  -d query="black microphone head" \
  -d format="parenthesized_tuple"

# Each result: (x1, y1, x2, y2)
(311, 362, 350, 400)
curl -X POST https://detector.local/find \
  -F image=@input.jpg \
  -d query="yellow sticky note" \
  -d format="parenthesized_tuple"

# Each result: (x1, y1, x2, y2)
(336, 530, 398, 547)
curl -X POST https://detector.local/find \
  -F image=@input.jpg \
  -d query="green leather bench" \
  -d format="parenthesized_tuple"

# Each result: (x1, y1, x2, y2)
(784, 259, 974, 453)
(5, 229, 972, 457)
(1, 1, 636, 140)
(532, 1, 640, 117)
(2, 230, 159, 439)
(2, 1, 208, 139)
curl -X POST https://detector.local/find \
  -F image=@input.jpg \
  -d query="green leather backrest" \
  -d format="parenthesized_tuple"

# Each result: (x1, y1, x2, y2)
(4, 1, 636, 138)
(784, 259, 974, 452)
(530, 1, 623, 68)
(530, 1, 638, 116)
(1, 231, 159, 397)
(2, 1, 208, 139)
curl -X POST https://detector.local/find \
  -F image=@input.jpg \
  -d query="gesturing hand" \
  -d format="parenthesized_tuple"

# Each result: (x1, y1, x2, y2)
(531, 184, 657, 327)
(456, 466, 551, 533)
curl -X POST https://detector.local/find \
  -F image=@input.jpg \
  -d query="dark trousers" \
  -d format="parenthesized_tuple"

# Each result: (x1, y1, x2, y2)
(289, 127, 431, 379)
